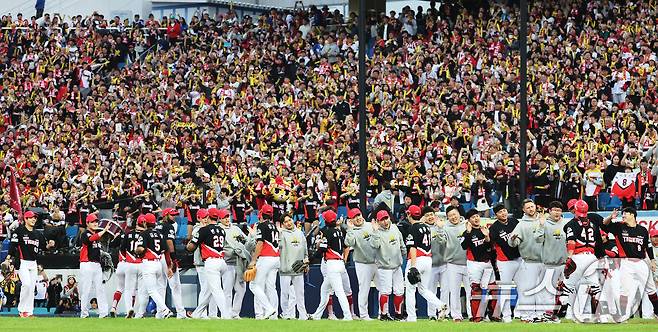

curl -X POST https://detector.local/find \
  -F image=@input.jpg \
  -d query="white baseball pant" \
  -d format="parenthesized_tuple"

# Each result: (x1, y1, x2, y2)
(446, 262, 471, 320)
(427, 264, 449, 318)
(617, 259, 656, 320)
(192, 258, 229, 319)
(159, 256, 185, 318)
(114, 261, 141, 314)
(79, 261, 108, 318)
(497, 258, 521, 320)
(539, 264, 565, 315)
(377, 266, 404, 315)
(195, 265, 218, 318)
(280, 274, 307, 319)
(17, 260, 38, 315)
(249, 256, 280, 318)
(354, 262, 377, 319)
(313, 259, 352, 320)
(320, 259, 352, 295)
(135, 260, 170, 318)
(514, 260, 545, 319)
(222, 264, 246, 318)
(561, 253, 599, 319)
(405, 256, 446, 321)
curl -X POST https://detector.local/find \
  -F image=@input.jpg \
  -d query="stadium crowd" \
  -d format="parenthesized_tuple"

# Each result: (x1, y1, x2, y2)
(1, 0, 658, 247)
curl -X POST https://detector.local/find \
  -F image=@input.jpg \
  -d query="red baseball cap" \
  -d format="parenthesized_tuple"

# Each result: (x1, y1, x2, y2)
(322, 210, 337, 223)
(162, 208, 179, 217)
(376, 210, 390, 221)
(197, 208, 209, 219)
(261, 204, 274, 216)
(145, 213, 157, 225)
(574, 200, 589, 218)
(347, 208, 361, 219)
(567, 199, 578, 210)
(23, 211, 36, 219)
(136, 214, 146, 224)
(86, 214, 99, 223)
(208, 207, 220, 219)
(650, 229, 658, 237)
(217, 209, 230, 219)
(407, 205, 421, 218)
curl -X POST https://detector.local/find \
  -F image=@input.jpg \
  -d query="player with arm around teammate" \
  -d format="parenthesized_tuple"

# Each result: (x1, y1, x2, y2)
(215, 208, 250, 319)
(312, 210, 353, 321)
(404, 205, 449, 322)
(601, 207, 658, 320)
(133, 214, 172, 319)
(186, 208, 231, 319)
(156, 209, 186, 318)
(110, 215, 145, 318)
(368, 210, 406, 320)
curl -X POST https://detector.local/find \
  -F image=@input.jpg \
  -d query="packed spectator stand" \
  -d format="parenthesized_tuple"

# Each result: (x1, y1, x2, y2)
(1, 0, 658, 259)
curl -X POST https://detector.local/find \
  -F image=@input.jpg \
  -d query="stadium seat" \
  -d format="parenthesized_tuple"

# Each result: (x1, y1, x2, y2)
(607, 196, 622, 209)
(597, 192, 611, 211)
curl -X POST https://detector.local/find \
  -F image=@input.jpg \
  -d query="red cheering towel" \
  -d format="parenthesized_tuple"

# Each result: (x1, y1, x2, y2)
(610, 172, 637, 199)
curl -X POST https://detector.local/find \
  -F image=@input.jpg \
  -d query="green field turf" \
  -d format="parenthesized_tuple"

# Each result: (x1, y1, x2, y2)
(0, 318, 656, 332)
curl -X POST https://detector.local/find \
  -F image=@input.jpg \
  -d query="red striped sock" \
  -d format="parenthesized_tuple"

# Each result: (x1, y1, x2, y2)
(112, 291, 122, 311)
(379, 294, 389, 315)
(393, 295, 404, 315)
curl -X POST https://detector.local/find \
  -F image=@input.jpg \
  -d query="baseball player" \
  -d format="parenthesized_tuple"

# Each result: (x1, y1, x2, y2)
(248, 203, 280, 320)
(438, 205, 472, 321)
(423, 207, 449, 320)
(186, 208, 230, 319)
(601, 207, 658, 320)
(557, 200, 604, 321)
(134, 214, 172, 319)
(369, 210, 406, 320)
(534, 201, 568, 323)
(110, 217, 145, 318)
(508, 199, 545, 322)
(5, 210, 55, 317)
(191, 210, 217, 318)
(78, 214, 111, 318)
(461, 209, 497, 322)
(216, 208, 250, 319)
(487, 203, 520, 323)
(156, 209, 186, 318)
(405, 205, 448, 322)
(312, 210, 353, 321)
(345, 208, 377, 320)
(642, 230, 658, 318)
(279, 215, 309, 320)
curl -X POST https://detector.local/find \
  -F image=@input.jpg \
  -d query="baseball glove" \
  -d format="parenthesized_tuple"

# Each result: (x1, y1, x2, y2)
(243, 266, 257, 282)
(291, 260, 308, 273)
(407, 267, 421, 285)
(564, 257, 577, 278)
